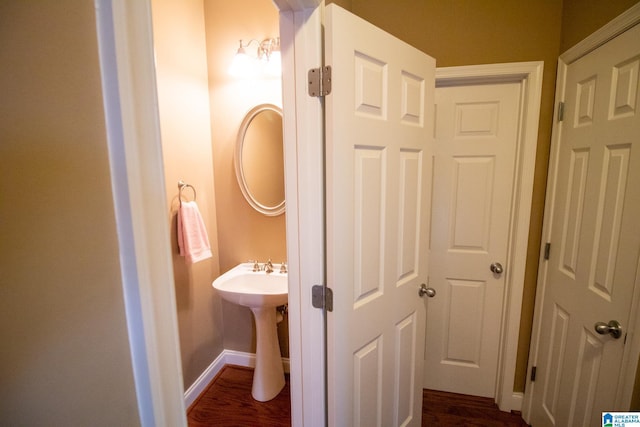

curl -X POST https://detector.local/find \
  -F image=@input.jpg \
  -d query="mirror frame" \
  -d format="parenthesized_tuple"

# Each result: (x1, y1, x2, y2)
(234, 103, 285, 216)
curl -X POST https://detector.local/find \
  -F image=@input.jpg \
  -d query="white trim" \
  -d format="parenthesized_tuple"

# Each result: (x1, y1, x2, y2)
(183, 352, 226, 409)
(95, 1, 186, 426)
(183, 350, 291, 409)
(279, 5, 326, 427)
(523, 5, 640, 423)
(511, 392, 524, 412)
(522, 60, 567, 425)
(217, 350, 291, 373)
(273, 0, 321, 12)
(435, 61, 543, 413)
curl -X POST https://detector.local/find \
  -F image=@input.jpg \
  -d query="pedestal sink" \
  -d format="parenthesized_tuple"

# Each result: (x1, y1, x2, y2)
(212, 263, 287, 401)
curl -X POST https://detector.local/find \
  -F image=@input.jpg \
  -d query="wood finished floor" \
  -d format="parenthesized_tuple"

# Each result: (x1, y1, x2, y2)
(187, 365, 529, 426)
(188, 365, 290, 427)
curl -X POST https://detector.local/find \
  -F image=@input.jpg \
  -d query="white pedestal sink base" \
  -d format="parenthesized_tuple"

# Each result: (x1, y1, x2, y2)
(211, 263, 287, 401)
(250, 307, 285, 402)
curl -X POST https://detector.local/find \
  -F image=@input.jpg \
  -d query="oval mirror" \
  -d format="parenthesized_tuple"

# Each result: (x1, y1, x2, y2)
(234, 104, 285, 216)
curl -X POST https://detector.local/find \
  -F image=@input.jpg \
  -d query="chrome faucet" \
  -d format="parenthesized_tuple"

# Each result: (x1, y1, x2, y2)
(250, 260, 260, 272)
(279, 262, 287, 274)
(264, 259, 274, 274)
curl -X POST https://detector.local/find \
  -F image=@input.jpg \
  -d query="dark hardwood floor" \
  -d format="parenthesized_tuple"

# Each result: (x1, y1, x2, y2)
(422, 389, 529, 426)
(187, 365, 528, 426)
(188, 365, 291, 427)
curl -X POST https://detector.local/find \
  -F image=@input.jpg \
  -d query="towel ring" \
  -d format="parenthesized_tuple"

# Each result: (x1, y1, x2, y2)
(178, 180, 196, 206)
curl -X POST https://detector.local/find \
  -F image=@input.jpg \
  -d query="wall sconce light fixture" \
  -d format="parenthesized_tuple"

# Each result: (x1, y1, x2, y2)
(229, 38, 281, 78)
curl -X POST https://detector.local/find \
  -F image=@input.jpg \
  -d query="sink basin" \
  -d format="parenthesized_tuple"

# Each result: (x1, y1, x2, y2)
(212, 262, 288, 401)
(212, 263, 287, 308)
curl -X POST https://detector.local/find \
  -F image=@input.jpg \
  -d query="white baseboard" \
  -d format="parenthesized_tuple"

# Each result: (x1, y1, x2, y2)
(183, 349, 290, 408)
(183, 351, 226, 408)
(497, 391, 523, 413)
(511, 392, 523, 412)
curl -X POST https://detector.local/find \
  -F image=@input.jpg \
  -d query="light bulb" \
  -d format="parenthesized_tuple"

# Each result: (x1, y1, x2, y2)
(229, 50, 255, 77)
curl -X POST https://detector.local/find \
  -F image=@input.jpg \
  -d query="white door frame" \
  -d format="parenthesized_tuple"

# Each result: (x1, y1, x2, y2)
(277, 3, 326, 426)
(523, 4, 640, 422)
(95, 1, 186, 425)
(95, 0, 324, 426)
(435, 62, 543, 412)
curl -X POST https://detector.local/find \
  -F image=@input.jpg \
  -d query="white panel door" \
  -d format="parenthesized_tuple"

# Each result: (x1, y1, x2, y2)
(325, 4, 435, 426)
(424, 82, 521, 397)
(529, 23, 640, 427)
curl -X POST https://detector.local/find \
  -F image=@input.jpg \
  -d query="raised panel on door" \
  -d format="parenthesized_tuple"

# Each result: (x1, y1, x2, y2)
(559, 148, 590, 279)
(354, 337, 383, 427)
(443, 279, 486, 366)
(353, 146, 385, 307)
(589, 144, 630, 298)
(541, 304, 570, 424)
(566, 328, 604, 426)
(394, 312, 418, 426)
(449, 156, 494, 251)
(397, 150, 422, 284)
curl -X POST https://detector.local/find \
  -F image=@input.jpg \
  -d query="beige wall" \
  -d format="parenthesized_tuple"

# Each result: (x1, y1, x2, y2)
(204, 0, 285, 274)
(0, 1, 139, 425)
(560, 0, 639, 52)
(152, 0, 286, 387)
(203, 0, 286, 355)
(151, 0, 225, 389)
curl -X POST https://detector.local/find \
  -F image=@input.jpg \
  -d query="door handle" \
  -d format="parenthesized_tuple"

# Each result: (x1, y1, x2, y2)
(594, 320, 623, 339)
(419, 284, 436, 298)
(490, 262, 504, 275)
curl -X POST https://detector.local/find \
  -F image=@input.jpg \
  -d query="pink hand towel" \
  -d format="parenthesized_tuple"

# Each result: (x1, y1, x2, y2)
(177, 201, 212, 264)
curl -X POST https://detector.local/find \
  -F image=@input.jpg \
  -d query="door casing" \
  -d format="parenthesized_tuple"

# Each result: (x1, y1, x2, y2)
(523, 4, 640, 423)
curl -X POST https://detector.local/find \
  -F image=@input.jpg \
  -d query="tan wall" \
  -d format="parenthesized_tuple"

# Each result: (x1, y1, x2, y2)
(151, 0, 225, 389)
(0, 1, 139, 425)
(560, 0, 640, 52)
(152, 0, 286, 384)
(203, 0, 286, 355)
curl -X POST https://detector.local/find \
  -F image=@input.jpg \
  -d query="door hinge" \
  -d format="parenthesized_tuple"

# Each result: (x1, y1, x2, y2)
(531, 366, 537, 382)
(544, 242, 551, 260)
(312, 285, 334, 312)
(308, 66, 332, 97)
(557, 101, 565, 122)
